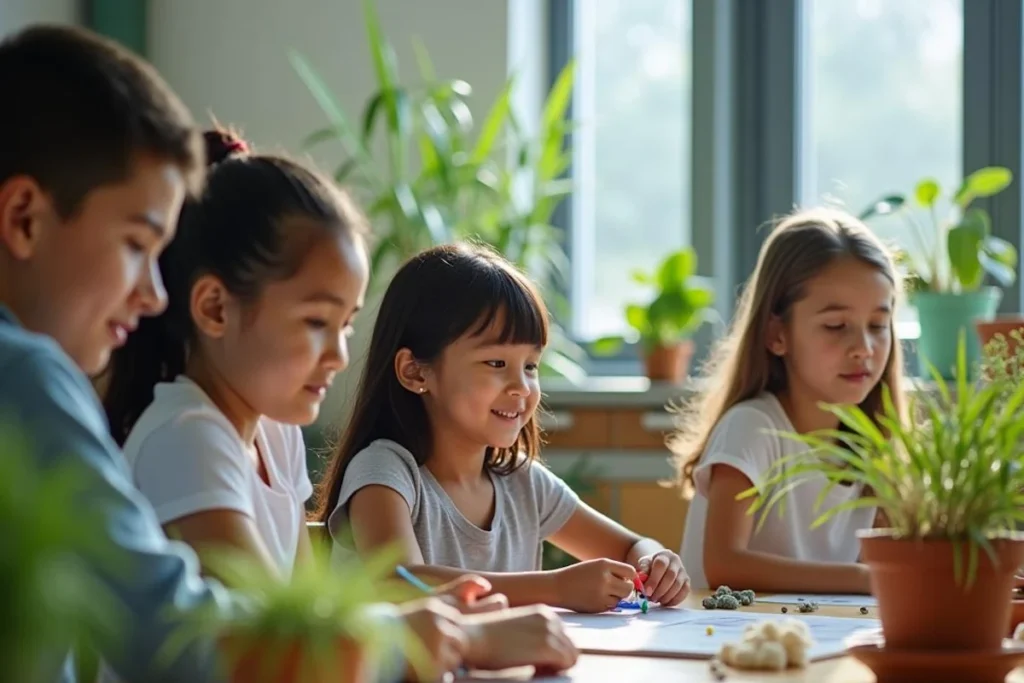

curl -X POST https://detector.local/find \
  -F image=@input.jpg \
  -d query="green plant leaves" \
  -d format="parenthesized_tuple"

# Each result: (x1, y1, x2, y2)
(590, 336, 625, 356)
(954, 166, 1013, 208)
(859, 194, 905, 220)
(948, 209, 989, 290)
(622, 248, 714, 348)
(915, 179, 941, 208)
(862, 167, 1016, 292)
(742, 333, 1024, 588)
(625, 303, 649, 336)
(979, 237, 1018, 287)
(656, 249, 696, 291)
(291, 0, 580, 379)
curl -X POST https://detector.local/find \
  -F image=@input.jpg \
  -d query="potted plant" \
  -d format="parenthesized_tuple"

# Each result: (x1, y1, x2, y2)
(861, 167, 1018, 378)
(290, 0, 585, 382)
(591, 247, 715, 384)
(0, 423, 124, 683)
(164, 545, 425, 683)
(742, 337, 1024, 652)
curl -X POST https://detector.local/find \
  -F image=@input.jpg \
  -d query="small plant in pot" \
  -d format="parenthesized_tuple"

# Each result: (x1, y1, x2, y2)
(164, 545, 426, 683)
(591, 247, 715, 384)
(741, 337, 1024, 653)
(862, 167, 1018, 379)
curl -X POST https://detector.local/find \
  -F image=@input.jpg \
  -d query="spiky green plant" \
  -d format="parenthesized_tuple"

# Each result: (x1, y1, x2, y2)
(163, 543, 430, 683)
(0, 422, 124, 683)
(739, 333, 1024, 587)
(289, 0, 585, 382)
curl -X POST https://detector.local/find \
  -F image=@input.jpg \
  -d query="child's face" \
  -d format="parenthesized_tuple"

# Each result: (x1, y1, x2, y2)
(424, 318, 543, 451)
(0, 155, 185, 374)
(212, 232, 368, 426)
(769, 257, 894, 406)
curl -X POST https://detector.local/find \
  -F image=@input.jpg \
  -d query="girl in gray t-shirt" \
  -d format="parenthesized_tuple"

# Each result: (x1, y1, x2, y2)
(317, 244, 691, 614)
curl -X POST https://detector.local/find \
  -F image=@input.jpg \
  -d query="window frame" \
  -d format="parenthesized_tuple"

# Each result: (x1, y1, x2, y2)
(547, 0, 1024, 377)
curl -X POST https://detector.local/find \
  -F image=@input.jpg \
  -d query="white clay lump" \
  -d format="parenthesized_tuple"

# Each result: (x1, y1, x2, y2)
(716, 619, 813, 671)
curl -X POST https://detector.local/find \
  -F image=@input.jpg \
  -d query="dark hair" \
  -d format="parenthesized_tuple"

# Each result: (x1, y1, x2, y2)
(103, 129, 368, 445)
(0, 25, 202, 215)
(315, 242, 549, 523)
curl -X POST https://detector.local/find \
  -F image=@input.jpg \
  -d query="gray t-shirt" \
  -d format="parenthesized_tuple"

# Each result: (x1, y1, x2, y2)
(330, 439, 579, 571)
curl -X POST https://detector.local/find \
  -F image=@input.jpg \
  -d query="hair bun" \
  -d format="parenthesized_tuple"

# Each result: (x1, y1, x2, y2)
(203, 129, 249, 166)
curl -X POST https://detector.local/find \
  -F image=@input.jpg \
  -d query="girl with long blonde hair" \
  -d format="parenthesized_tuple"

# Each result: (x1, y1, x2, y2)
(671, 207, 905, 593)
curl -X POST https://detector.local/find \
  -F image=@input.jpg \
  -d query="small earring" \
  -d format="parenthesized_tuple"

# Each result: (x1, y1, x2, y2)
(418, 387, 426, 394)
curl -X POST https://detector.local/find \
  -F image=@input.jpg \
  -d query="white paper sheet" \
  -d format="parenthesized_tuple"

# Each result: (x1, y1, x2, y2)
(755, 593, 878, 607)
(559, 607, 879, 661)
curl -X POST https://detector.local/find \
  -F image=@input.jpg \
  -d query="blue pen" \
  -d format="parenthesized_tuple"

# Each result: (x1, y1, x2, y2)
(396, 564, 435, 594)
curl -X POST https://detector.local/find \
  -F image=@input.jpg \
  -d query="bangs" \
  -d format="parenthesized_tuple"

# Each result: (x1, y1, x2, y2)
(460, 266, 548, 347)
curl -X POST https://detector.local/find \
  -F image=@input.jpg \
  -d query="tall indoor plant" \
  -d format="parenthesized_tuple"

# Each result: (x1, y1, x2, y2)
(741, 337, 1024, 651)
(290, 0, 584, 381)
(862, 167, 1017, 378)
(591, 247, 716, 383)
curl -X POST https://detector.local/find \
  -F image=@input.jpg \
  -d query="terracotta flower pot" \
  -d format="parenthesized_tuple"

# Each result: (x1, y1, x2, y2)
(977, 316, 1024, 356)
(859, 530, 1024, 651)
(1009, 599, 1024, 637)
(643, 340, 694, 384)
(225, 636, 371, 683)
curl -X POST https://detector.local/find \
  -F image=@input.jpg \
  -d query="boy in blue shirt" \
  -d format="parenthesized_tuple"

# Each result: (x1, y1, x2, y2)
(0, 24, 577, 683)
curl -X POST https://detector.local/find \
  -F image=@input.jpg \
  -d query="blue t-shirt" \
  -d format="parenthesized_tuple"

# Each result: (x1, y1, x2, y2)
(0, 306, 230, 683)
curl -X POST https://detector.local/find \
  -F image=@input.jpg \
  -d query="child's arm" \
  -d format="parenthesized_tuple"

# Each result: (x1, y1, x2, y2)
(545, 502, 690, 605)
(164, 510, 284, 581)
(704, 465, 871, 593)
(348, 485, 636, 612)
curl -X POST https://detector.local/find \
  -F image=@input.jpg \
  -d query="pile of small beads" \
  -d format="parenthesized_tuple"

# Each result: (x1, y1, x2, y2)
(702, 585, 756, 610)
(715, 619, 813, 672)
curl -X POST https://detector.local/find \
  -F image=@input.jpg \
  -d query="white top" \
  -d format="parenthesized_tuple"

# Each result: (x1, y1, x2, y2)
(680, 392, 876, 590)
(122, 376, 314, 576)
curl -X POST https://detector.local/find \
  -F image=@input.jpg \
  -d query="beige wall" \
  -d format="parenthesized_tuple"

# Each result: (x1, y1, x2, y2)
(0, 0, 78, 33)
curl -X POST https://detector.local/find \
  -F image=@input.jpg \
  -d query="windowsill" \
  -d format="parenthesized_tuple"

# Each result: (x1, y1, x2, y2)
(542, 373, 937, 409)
(550, 319, 924, 408)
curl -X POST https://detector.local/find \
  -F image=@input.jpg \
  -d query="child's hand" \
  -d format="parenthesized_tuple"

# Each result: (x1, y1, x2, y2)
(397, 598, 468, 681)
(460, 604, 579, 672)
(553, 558, 636, 613)
(636, 550, 690, 606)
(434, 575, 510, 614)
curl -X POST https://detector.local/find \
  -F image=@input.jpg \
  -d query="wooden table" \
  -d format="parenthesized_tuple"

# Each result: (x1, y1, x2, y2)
(458, 591, 1024, 682)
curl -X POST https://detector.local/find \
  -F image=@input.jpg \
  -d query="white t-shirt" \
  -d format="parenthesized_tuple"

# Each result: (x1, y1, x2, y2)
(122, 376, 314, 576)
(680, 392, 876, 590)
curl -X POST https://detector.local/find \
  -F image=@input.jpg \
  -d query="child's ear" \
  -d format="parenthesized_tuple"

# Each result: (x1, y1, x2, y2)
(395, 348, 430, 395)
(0, 176, 55, 260)
(765, 314, 788, 357)
(190, 274, 231, 339)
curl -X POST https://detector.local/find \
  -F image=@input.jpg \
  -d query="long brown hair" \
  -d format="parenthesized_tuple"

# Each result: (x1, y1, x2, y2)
(315, 242, 549, 523)
(669, 207, 906, 493)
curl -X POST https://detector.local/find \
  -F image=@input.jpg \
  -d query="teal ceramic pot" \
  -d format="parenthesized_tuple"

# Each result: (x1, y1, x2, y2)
(911, 287, 1002, 379)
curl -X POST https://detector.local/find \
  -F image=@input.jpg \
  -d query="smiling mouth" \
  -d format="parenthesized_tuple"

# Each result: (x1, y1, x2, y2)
(491, 409, 521, 420)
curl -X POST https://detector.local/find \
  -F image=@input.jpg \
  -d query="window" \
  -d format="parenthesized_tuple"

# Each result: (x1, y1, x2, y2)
(800, 0, 963, 258)
(569, 0, 692, 342)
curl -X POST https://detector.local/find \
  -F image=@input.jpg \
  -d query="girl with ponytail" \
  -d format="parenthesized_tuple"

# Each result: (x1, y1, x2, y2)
(103, 128, 370, 577)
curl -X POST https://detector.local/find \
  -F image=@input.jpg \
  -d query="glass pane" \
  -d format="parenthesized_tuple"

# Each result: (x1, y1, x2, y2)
(572, 0, 692, 341)
(801, 0, 962, 257)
